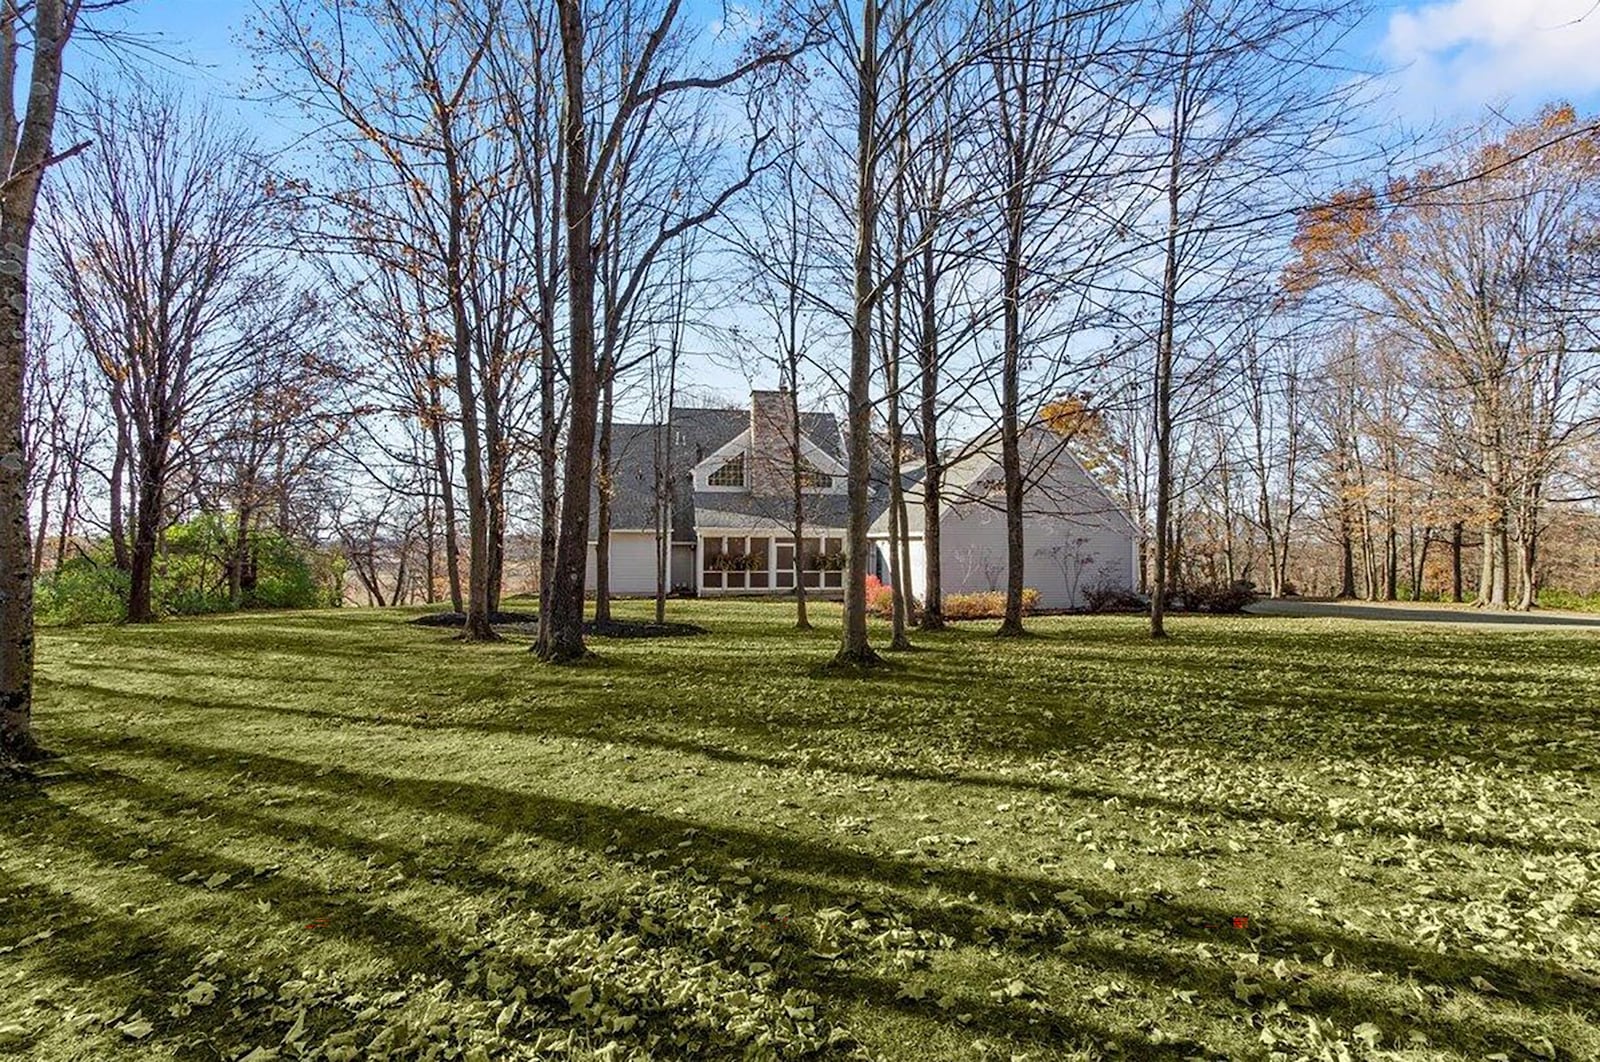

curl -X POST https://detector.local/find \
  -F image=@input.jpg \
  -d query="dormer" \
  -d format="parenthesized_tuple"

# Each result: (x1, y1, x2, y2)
(693, 430, 752, 492)
(690, 391, 848, 495)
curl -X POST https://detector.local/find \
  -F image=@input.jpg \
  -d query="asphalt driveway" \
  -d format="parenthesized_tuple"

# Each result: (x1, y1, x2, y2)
(1245, 598, 1600, 630)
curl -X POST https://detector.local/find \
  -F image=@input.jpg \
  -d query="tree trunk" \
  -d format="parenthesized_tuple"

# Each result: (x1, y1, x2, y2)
(0, 216, 38, 758)
(897, 481, 914, 624)
(1, 0, 76, 763)
(30, 459, 55, 575)
(1384, 521, 1398, 601)
(439, 127, 496, 640)
(423, 492, 438, 604)
(654, 345, 678, 627)
(833, 0, 882, 669)
(594, 368, 615, 625)
(917, 240, 943, 631)
(126, 454, 165, 623)
(230, 507, 252, 608)
(788, 375, 809, 630)
(1516, 529, 1537, 611)
(541, 0, 598, 663)
(450, 347, 495, 638)
(1150, 155, 1181, 638)
(1411, 527, 1431, 601)
(537, 327, 558, 653)
(1450, 521, 1463, 603)
(1338, 518, 1356, 599)
(429, 415, 464, 613)
(996, 196, 1026, 637)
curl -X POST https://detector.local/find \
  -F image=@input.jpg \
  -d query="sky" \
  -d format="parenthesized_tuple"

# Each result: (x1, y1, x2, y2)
(74, 0, 1600, 411)
(96, 0, 1600, 127)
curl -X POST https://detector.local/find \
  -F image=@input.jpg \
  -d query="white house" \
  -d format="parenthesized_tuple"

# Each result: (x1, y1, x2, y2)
(587, 390, 1138, 609)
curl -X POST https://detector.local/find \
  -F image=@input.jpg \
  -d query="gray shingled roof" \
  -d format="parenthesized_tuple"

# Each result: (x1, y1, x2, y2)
(694, 491, 853, 532)
(592, 423, 695, 539)
(597, 404, 847, 536)
(866, 424, 1138, 536)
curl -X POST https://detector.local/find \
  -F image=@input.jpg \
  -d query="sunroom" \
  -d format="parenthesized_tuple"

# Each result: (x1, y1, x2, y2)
(697, 532, 848, 594)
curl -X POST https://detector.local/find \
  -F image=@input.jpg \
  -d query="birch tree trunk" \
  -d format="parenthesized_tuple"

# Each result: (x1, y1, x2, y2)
(1, 0, 80, 763)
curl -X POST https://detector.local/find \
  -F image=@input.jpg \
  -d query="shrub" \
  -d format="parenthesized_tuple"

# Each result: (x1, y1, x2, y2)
(36, 559, 127, 626)
(1175, 581, 1257, 614)
(864, 575, 896, 618)
(1537, 588, 1600, 613)
(1082, 580, 1145, 613)
(36, 517, 341, 625)
(942, 588, 1040, 620)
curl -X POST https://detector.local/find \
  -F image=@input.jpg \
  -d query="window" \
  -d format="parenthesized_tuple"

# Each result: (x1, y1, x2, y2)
(701, 536, 723, 588)
(708, 453, 745, 487)
(797, 460, 833, 489)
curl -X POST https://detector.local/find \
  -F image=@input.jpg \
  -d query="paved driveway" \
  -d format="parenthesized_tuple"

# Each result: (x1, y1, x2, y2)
(1245, 598, 1600, 630)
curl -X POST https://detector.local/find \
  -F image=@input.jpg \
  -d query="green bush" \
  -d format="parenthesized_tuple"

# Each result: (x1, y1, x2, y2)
(36, 515, 342, 625)
(36, 559, 127, 626)
(1538, 588, 1600, 613)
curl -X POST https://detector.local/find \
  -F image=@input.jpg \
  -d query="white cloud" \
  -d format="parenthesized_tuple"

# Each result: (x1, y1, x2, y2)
(1380, 0, 1600, 119)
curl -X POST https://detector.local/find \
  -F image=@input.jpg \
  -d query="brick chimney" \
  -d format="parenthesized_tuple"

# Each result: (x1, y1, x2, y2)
(749, 389, 796, 494)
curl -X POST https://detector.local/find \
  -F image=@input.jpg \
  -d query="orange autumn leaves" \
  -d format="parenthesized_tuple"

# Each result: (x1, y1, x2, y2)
(1285, 103, 1600, 297)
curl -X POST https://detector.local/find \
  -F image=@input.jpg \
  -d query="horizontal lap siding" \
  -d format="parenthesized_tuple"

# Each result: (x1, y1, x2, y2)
(586, 532, 663, 596)
(938, 457, 1134, 609)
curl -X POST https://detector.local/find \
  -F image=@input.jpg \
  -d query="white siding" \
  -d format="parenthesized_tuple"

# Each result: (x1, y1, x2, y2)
(586, 532, 663, 596)
(937, 453, 1135, 609)
(868, 538, 929, 601)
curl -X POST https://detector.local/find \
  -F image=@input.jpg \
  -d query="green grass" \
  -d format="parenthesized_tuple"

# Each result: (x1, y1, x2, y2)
(1537, 588, 1600, 614)
(4, 600, 1599, 1061)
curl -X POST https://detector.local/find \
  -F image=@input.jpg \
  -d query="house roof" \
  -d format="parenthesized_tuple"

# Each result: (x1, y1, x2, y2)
(597, 403, 845, 535)
(866, 424, 1139, 537)
(596, 405, 1134, 542)
(694, 491, 853, 532)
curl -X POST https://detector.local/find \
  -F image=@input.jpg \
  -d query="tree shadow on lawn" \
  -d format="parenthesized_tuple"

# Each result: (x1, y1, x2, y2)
(48, 630, 1600, 775)
(0, 865, 286, 1061)
(41, 674, 1600, 862)
(47, 729, 1600, 1059)
(11, 762, 1199, 1060)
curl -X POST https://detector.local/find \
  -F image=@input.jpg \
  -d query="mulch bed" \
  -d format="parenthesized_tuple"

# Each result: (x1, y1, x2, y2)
(410, 610, 538, 627)
(411, 611, 707, 639)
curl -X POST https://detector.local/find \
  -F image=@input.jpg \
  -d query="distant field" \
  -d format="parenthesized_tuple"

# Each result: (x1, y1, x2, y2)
(4, 600, 1598, 1060)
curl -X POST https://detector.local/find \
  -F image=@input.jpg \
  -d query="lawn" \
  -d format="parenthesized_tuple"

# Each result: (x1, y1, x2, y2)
(3, 600, 1598, 1061)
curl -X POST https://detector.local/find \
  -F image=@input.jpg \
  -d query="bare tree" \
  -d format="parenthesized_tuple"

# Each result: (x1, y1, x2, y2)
(22, 318, 98, 575)
(42, 85, 299, 623)
(728, 86, 828, 630)
(1145, 0, 1365, 637)
(263, 0, 515, 640)
(540, 0, 810, 662)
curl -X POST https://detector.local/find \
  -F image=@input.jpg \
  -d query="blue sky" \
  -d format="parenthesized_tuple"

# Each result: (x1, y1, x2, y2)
(73, 1, 1600, 410)
(97, 0, 1600, 127)
(88, 0, 1600, 140)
